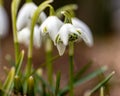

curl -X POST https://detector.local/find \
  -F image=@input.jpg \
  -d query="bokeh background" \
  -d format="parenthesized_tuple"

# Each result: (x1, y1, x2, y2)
(1, 0, 120, 95)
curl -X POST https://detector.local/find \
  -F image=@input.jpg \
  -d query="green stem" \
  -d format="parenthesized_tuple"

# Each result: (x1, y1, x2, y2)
(69, 42, 74, 96)
(0, 0, 3, 6)
(11, 0, 20, 64)
(26, 0, 32, 3)
(61, 11, 72, 24)
(45, 38, 53, 85)
(100, 87, 104, 96)
(26, 0, 54, 76)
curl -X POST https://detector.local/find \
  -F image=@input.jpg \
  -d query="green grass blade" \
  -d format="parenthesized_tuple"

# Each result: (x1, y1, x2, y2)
(14, 75, 23, 95)
(74, 61, 92, 81)
(88, 71, 115, 96)
(16, 50, 24, 75)
(2, 67, 15, 96)
(59, 66, 107, 95)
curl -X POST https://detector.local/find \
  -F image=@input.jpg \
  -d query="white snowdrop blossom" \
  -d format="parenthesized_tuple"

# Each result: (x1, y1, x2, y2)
(40, 16, 63, 44)
(18, 25, 42, 48)
(55, 20, 93, 56)
(0, 6, 9, 38)
(17, 2, 47, 31)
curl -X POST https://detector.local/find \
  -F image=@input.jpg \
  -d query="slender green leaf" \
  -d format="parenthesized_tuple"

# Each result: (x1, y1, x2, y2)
(14, 75, 23, 95)
(59, 66, 107, 95)
(74, 61, 92, 81)
(88, 71, 115, 95)
(2, 67, 15, 96)
(36, 74, 55, 94)
(16, 50, 24, 75)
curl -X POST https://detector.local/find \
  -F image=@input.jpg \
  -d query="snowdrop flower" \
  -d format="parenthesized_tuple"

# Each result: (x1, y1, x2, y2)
(40, 16, 63, 44)
(17, 2, 47, 31)
(0, 6, 9, 38)
(55, 20, 93, 56)
(18, 25, 42, 48)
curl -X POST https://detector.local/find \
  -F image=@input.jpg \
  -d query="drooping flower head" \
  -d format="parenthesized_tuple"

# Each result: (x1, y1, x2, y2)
(17, 2, 47, 31)
(55, 11, 93, 56)
(0, 5, 9, 38)
(40, 16, 63, 44)
(17, 2, 47, 48)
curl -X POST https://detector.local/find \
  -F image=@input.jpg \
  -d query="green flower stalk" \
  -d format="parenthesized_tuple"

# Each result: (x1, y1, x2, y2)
(61, 11, 74, 96)
(26, 0, 54, 76)
(11, 0, 20, 64)
(45, 38, 53, 85)
(69, 42, 74, 96)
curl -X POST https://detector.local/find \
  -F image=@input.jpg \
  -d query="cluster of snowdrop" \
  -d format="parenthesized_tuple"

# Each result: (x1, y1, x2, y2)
(0, 1, 9, 38)
(17, 1, 93, 56)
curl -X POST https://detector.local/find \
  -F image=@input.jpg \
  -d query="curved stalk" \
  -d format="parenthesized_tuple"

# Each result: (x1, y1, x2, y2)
(11, 0, 20, 64)
(61, 11, 72, 24)
(26, 0, 54, 76)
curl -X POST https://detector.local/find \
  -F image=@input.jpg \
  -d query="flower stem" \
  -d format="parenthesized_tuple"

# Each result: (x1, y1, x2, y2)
(11, 0, 20, 64)
(45, 38, 53, 85)
(69, 42, 74, 96)
(61, 11, 72, 24)
(26, 0, 32, 3)
(100, 87, 104, 96)
(26, 0, 54, 76)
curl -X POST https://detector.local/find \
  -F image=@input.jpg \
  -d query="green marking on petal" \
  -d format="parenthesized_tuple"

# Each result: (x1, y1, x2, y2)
(77, 30, 81, 35)
(55, 34, 60, 43)
(43, 26, 47, 33)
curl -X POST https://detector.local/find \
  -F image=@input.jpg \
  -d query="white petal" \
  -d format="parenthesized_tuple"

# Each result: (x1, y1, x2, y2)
(72, 17, 93, 46)
(40, 16, 63, 43)
(0, 6, 9, 38)
(18, 26, 41, 48)
(17, 3, 37, 31)
(18, 27, 30, 46)
(58, 24, 78, 45)
(34, 25, 42, 48)
(39, 12, 47, 23)
(56, 43, 66, 56)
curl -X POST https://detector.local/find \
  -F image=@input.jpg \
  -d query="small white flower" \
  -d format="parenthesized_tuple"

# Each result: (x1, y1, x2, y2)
(0, 6, 9, 38)
(17, 2, 47, 31)
(55, 19, 93, 56)
(40, 16, 63, 44)
(18, 25, 42, 48)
